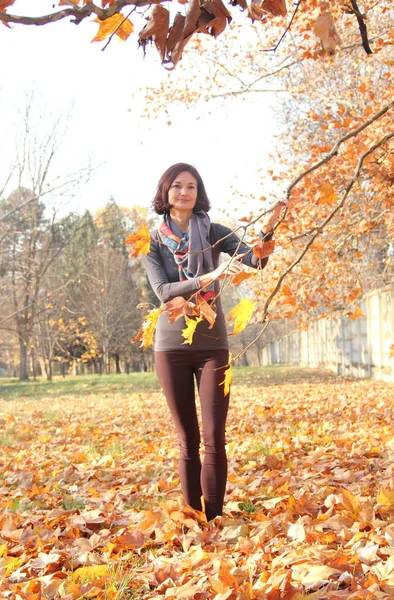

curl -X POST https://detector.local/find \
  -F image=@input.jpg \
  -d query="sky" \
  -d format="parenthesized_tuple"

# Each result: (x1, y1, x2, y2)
(0, 0, 279, 221)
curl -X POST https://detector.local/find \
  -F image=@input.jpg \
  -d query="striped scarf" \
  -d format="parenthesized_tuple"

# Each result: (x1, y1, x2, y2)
(158, 212, 216, 301)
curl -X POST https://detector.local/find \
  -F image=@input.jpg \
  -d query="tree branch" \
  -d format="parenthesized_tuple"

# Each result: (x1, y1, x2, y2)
(0, 0, 159, 26)
(349, 0, 373, 54)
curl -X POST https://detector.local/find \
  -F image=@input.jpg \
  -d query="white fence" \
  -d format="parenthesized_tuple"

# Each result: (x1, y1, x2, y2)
(261, 283, 394, 382)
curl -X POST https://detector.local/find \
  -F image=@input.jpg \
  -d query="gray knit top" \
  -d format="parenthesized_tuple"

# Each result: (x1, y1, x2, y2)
(142, 222, 272, 352)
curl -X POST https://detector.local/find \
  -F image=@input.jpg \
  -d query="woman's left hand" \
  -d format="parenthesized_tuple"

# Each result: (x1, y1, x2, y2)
(260, 200, 288, 235)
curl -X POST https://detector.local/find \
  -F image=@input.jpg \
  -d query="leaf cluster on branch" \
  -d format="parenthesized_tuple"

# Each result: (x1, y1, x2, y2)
(0, 0, 384, 68)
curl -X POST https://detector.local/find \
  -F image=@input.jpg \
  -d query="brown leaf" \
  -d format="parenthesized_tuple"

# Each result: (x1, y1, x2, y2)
(313, 3, 341, 55)
(138, 5, 170, 62)
(196, 295, 217, 328)
(262, 0, 287, 17)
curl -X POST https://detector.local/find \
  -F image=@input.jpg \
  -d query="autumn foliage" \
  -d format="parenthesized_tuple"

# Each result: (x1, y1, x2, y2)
(1, 368, 394, 598)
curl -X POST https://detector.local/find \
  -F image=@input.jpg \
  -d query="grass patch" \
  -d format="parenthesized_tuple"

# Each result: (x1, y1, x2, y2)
(0, 366, 337, 403)
(0, 372, 160, 402)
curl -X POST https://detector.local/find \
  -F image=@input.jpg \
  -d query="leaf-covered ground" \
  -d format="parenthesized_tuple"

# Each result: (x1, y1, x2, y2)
(1, 367, 394, 599)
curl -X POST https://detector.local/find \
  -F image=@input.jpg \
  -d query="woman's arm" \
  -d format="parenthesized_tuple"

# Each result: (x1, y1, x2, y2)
(142, 236, 202, 304)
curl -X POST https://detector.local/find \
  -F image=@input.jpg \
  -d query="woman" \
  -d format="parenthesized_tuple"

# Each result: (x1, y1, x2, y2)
(142, 163, 284, 521)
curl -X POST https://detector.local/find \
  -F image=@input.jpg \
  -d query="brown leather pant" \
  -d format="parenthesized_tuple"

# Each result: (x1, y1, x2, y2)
(155, 349, 230, 521)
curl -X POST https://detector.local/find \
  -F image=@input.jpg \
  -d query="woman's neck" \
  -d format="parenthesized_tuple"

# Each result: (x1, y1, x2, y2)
(169, 210, 192, 234)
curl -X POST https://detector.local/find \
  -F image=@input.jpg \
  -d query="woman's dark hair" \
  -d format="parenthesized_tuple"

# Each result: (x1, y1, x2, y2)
(152, 163, 211, 215)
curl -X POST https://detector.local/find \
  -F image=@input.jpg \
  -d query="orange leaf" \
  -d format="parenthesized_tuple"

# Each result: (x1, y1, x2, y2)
(231, 270, 256, 286)
(0, 0, 15, 10)
(390, 344, 394, 358)
(227, 298, 256, 335)
(58, 0, 80, 5)
(124, 223, 150, 257)
(165, 296, 199, 323)
(92, 13, 134, 43)
(253, 239, 275, 259)
(317, 182, 337, 206)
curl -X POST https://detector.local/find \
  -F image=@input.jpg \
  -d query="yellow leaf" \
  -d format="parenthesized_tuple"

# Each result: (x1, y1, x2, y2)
(220, 354, 232, 397)
(317, 182, 337, 206)
(377, 490, 394, 506)
(341, 488, 360, 516)
(71, 564, 110, 582)
(124, 223, 151, 257)
(228, 298, 256, 335)
(134, 307, 163, 350)
(390, 344, 394, 358)
(182, 316, 202, 345)
(2, 557, 23, 577)
(92, 13, 134, 43)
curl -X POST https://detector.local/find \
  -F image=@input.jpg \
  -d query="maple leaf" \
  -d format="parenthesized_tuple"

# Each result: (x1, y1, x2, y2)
(196, 295, 217, 328)
(253, 239, 275, 259)
(227, 298, 256, 335)
(58, 0, 80, 5)
(124, 223, 151, 257)
(231, 270, 256, 286)
(262, 0, 287, 17)
(0, 0, 15, 10)
(134, 306, 163, 349)
(313, 3, 341, 55)
(317, 182, 337, 206)
(182, 316, 202, 344)
(138, 5, 170, 62)
(92, 13, 134, 43)
(220, 354, 232, 396)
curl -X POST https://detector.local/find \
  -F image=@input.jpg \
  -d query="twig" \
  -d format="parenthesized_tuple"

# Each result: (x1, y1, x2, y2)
(262, 1, 302, 53)
(101, 7, 135, 51)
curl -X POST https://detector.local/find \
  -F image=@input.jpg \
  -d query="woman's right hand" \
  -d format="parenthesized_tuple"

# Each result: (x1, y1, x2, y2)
(200, 254, 245, 288)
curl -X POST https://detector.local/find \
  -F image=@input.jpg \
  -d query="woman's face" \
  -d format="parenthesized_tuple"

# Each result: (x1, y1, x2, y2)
(168, 171, 198, 214)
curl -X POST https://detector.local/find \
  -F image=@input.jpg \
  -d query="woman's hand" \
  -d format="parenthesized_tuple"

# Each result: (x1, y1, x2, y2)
(199, 254, 245, 289)
(260, 200, 288, 235)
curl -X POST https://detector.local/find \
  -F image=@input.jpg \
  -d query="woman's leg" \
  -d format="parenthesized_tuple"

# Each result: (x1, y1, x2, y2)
(194, 349, 230, 521)
(154, 351, 203, 511)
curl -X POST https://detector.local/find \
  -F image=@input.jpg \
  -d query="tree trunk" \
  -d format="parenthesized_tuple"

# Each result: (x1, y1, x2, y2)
(46, 360, 53, 381)
(114, 353, 121, 374)
(19, 338, 29, 380)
